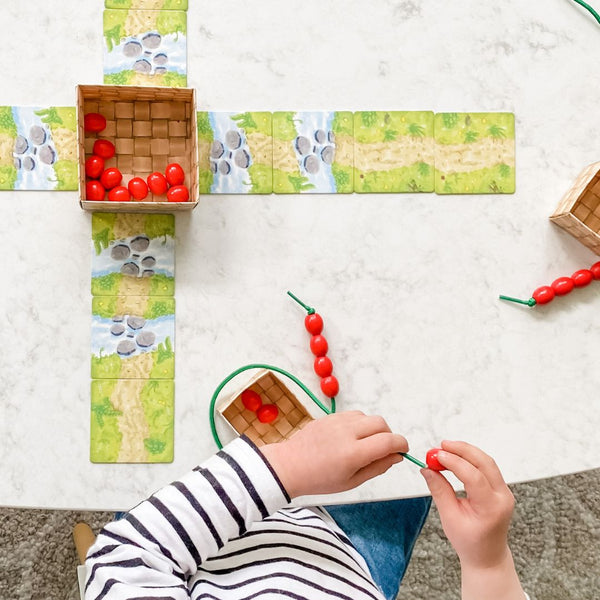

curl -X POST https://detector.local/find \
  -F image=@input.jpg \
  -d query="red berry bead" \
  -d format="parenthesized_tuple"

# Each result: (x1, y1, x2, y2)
(532, 285, 555, 305)
(571, 269, 593, 288)
(93, 139, 115, 159)
(314, 356, 333, 378)
(426, 448, 446, 471)
(100, 167, 122, 190)
(108, 185, 131, 202)
(310, 334, 328, 357)
(147, 172, 169, 195)
(86, 180, 105, 201)
(551, 276, 575, 296)
(85, 155, 104, 179)
(257, 404, 279, 424)
(320, 375, 339, 398)
(165, 162, 185, 186)
(241, 389, 262, 412)
(590, 262, 600, 280)
(128, 177, 149, 200)
(167, 184, 189, 202)
(84, 112, 106, 133)
(305, 313, 323, 335)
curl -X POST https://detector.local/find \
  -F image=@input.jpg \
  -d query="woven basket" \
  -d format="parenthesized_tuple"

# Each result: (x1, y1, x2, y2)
(550, 162, 600, 255)
(217, 369, 313, 447)
(77, 84, 198, 212)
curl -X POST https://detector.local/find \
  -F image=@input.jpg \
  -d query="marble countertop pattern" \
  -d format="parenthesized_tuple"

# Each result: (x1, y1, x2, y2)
(1, 0, 600, 510)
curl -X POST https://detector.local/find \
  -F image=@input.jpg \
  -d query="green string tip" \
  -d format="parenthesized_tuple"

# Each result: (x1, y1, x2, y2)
(400, 452, 427, 469)
(499, 294, 536, 307)
(287, 290, 314, 314)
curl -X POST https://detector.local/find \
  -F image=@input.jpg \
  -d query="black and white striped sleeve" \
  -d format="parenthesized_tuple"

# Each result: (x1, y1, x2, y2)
(84, 436, 291, 599)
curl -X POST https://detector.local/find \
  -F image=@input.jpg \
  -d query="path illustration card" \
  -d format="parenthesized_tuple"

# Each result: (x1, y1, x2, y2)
(104, 9, 187, 87)
(0, 106, 77, 191)
(434, 112, 515, 194)
(91, 378, 174, 463)
(92, 295, 175, 380)
(92, 212, 175, 297)
(105, 0, 188, 9)
(272, 111, 353, 194)
(197, 112, 273, 194)
(353, 111, 434, 193)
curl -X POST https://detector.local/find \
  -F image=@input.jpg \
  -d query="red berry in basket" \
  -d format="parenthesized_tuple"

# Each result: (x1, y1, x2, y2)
(93, 139, 115, 159)
(320, 375, 339, 398)
(257, 404, 279, 424)
(100, 167, 122, 190)
(571, 269, 593, 288)
(147, 172, 168, 195)
(590, 262, 600, 280)
(305, 313, 323, 335)
(241, 389, 262, 412)
(551, 276, 575, 296)
(165, 162, 185, 186)
(85, 155, 104, 179)
(128, 177, 149, 200)
(86, 180, 105, 201)
(310, 334, 328, 357)
(426, 448, 446, 471)
(532, 285, 555, 305)
(108, 186, 131, 202)
(84, 112, 106, 133)
(314, 356, 333, 378)
(167, 184, 189, 202)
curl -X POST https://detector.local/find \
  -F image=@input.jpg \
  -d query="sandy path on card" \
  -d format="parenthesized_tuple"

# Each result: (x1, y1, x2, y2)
(110, 354, 154, 462)
(0, 133, 14, 165)
(435, 138, 515, 173)
(354, 137, 435, 172)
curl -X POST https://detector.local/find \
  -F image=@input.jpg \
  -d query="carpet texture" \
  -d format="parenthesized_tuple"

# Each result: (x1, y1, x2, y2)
(1, 469, 599, 600)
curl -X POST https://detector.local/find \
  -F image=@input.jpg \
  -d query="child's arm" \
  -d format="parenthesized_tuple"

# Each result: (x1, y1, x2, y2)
(420, 440, 527, 600)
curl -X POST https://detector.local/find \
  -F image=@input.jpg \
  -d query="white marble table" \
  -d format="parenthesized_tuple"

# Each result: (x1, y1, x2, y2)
(1, 0, 600, 510)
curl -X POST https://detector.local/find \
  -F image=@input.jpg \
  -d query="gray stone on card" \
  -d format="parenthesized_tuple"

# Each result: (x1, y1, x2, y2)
(110, 324, 125, 336)
(13, 157, 21, 169)
(22, 156, 35, 171)
(314, 129, 327, 144)
(130, 236, 150, 252)
(133, 59, 152, 74)
(234, 148, 251, 169)
(14, 135, 28, 154)
(209, 160, 218, 174)
(123, 40, 142, 57)
(225, 130, 242, 150)
(112, 315, 124, 322)
(218, 160, 231, 175)
(328, 130, 335, 144)
(30, 126, 46, 146)
(321, 145, 335, 165)
(117, 339, 136, 356)
(210, 140, 224, 159)
(127, 316, 146, 330)
(303, 154, 320, 174)
(142, 32, 161, 49)
(294, 135, 311, 156)
(153, 53, 168, 65)
(136, 331, 156, 348)
(141, 256, 156, 268)
(121, 262, 140, 276)
(38, 146, 56, 165)
(142, 269, 155, 278)
(154, 66, 167, 75)
(112, 243, 131, 262)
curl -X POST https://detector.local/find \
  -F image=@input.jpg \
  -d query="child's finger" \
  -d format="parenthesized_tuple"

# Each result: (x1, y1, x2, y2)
(358, 432, 409, 463)
(350, 454, 404, 488)
(441, 440, 507, 492)
(353, 414, 393, 439)
(420, 469, 460, 518)
(436, 450, 493, 503)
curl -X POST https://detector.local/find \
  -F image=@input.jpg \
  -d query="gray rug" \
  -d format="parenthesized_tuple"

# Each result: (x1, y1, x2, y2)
(1, 469, 599, 600)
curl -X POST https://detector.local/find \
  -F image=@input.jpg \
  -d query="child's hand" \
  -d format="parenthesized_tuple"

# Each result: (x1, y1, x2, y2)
(260, 411, 408, 498)
(420, 440, 514, 569)
(421, 441, 526, 600)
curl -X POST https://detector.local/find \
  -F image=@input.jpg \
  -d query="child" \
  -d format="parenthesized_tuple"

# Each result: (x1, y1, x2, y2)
(84, 411, 527, 600)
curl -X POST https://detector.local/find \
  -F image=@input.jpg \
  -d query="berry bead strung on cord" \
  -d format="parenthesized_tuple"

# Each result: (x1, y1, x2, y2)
(499, 261, 600, 307)
(287, 291, 339, 401)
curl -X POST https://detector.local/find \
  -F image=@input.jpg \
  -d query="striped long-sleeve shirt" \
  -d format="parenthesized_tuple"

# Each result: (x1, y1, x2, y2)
(85, 436, 385, 600)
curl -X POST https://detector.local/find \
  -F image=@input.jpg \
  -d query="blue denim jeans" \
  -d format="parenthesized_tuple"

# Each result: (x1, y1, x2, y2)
(325, 497, 431, 600)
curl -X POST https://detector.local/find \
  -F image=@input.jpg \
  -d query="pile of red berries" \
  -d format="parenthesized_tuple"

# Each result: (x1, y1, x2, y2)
(84, 112, 190, 203)
(305, 311, 339, 399)
(240, 389, 279, 424)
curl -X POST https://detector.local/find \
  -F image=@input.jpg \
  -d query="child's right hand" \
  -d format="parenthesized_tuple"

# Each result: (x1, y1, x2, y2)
(421, 441, 526, 600)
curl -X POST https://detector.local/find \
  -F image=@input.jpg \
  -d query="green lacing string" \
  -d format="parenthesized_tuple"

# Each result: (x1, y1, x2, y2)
(572, 0, 600, 24)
